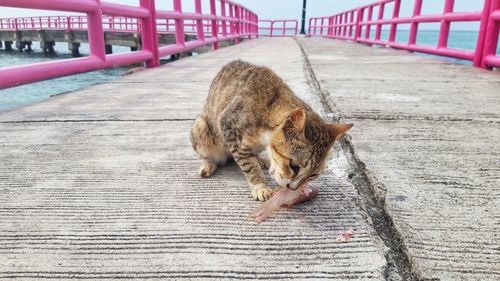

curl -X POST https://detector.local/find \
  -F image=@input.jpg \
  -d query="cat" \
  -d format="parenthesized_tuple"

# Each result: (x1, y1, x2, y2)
(190, 60, 352, 201)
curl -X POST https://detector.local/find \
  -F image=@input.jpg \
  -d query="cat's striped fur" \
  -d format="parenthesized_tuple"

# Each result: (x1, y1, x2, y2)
(191, 60, 352, 201)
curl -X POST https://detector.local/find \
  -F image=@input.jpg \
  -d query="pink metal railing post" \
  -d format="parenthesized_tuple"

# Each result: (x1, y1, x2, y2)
(228, 3, 234, 36)
(365, 6, 373, 39)
(337, 14, 341, 37)
(139, 0, 159, 67)
(389, 0, 401, 43)
(195, 0, 205, 41)
(209, 0, 218, 49)
(336, 15, 340, 36)
(338, 15, 342, 36)
(481, 0, 500, 68)
(336, 14, 341, 37)
(355, 8, 363, 41)
(86, 0, 105, 61)
(438, 0, 455, 49)
(332, 16, 337, 37)
(244, 9, 248, 36)
(234, 5, 241, 42)
(340, 14, 344, 37)
(375, 3, 385, 41)
(344, 13, 348, 37)
(353, 10, 356, 38)
(220, 0, 227, 37)
(173, 0, 185, 47)
(343, 12, 348, 37)
(474, 0, 494, 66)
(240, 8, 245, 36)
(314, 18, 318, 36)
(409, 0, 423, 45)
(245, 10, 249, 36)
(330, 16, 334, 36)
(241, 7, 245, 36)
(336, 14, 340, 37)
(327, 16, 333, 37)
(350, 11, 353, 37)
(252, 13, 256, 35)
(66, 16, 71, 32)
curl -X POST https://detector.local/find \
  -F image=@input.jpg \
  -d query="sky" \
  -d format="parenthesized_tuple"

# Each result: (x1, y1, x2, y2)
(0, 0, 485, 30)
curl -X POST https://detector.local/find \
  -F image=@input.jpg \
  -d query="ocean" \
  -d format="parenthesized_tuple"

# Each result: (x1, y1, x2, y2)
(0, 42, 129, 111)
(0, 30, 498, 111)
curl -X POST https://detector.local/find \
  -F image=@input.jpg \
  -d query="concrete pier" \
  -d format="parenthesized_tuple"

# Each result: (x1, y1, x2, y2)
(0, 37, 498, 280)
(3, 40, 12, 51)
(0, 29, 204, 57)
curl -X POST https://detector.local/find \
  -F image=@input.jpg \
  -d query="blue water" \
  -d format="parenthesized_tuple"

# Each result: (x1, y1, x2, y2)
(1, 30, 499, 111)
(0, 42, 130, 111)
(379, 29, 500, 65)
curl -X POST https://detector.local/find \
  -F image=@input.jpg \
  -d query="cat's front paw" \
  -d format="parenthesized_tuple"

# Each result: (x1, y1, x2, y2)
(251, 184, 273, 201)
(198, 161, 217, 178)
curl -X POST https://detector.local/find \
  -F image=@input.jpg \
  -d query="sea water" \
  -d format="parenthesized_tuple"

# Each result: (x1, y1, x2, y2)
(0, 42, 130, 111)
(0, 30, 498, 111)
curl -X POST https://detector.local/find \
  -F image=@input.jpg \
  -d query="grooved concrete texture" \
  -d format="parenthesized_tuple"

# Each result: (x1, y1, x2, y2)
(0, 38, 387, 280)
(297, 37, 500, 281)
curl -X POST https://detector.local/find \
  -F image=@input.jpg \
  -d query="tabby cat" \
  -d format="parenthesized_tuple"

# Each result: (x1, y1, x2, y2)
(190, 60, 352, 201)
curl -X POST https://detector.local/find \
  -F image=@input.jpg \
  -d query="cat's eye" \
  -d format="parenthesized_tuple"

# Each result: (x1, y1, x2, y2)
(289, 161, 300, 175)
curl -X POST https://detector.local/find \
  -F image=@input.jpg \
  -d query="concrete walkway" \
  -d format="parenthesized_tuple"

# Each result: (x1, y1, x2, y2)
(297, 37, 500, 281)
(0, 37, 498, 280)
(0, 38, 386, 280)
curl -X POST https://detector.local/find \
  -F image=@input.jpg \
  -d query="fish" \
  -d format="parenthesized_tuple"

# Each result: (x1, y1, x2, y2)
(248, 183, 318, 224)
(336, 228, 355, 242)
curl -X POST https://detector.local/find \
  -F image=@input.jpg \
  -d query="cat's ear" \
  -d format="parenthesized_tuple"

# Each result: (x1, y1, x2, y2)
(328, 123, 353, 141)
(282, 108, 306, 139)
(288, 108, 306, 130)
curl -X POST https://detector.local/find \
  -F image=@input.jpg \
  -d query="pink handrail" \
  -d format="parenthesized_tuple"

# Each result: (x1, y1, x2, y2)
(0, 0, 259, 89)
(308, 0, 500, 69)
(258, 19, 298, 37)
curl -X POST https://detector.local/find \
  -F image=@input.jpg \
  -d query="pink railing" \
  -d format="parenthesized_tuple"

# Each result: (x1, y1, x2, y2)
(258, 19, 298, 37)
(0, 15, 229, 34)
(0, 0, 258, 89)
(308, 0, 500, 69)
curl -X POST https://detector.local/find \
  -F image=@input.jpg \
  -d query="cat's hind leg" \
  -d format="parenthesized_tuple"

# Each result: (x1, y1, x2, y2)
(190, 115, 228, 178)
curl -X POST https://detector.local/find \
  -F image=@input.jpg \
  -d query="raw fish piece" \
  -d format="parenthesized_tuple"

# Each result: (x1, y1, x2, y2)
(249, 183, 318, 224)
(335, 228, 355, 242)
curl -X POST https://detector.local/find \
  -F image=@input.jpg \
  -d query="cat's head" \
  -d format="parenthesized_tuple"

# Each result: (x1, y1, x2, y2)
(268, 108, 352, 190)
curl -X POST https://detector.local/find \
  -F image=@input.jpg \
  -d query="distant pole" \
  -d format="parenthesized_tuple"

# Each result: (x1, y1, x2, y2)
(300, 0, 307, 34)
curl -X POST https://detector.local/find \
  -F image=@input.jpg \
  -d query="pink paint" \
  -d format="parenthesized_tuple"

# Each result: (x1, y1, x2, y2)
(308, 0, 500, 69)
(258, 19, 297, 37)
(0, 0, 259, 89)
(481, 0, 500, 68)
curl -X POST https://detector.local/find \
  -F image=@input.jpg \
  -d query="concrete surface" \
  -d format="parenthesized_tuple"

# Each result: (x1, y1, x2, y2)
(297, 37, 500, 281)
(0, 38, 388, 280)
(2, 35, 498, 281)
